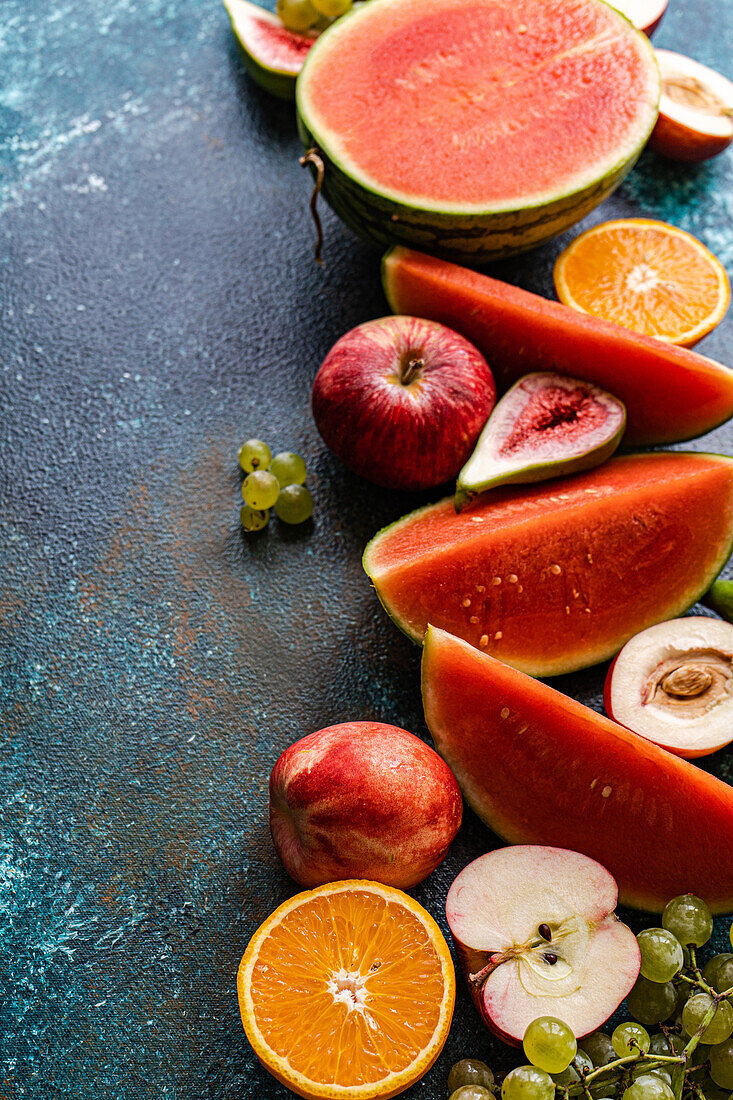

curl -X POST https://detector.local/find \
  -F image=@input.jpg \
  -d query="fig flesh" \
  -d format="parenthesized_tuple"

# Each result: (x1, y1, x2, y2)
(455, 373, 625, 509)
(604, 616, 733, 758)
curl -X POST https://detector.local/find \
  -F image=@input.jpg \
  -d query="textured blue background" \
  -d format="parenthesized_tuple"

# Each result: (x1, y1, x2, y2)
(1, 1, 732, 1097)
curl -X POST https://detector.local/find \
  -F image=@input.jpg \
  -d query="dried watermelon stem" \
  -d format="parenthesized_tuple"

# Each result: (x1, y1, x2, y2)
(299, 147, 325, 264)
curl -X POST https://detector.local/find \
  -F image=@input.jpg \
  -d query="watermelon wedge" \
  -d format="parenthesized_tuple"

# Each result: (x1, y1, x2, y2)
(363, 452, 733, 677)
(422, 626, 733, 912)
(296, 0, 660, 263)
(224, 0, 316, 100)
(383, 247, 733, 446)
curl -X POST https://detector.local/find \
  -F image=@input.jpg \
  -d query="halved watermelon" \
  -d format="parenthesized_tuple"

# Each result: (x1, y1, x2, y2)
(363, 452, 733, 677)
(296, 0, 660, 262)
(225, 0, 316, 100)
(422, 626, 733, 912)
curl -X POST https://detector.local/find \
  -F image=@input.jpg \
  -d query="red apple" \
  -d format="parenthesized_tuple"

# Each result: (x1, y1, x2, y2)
(604, 616, 733, 758)
(608, 0, 667, 37)
(270, 721, 463, 888)
(446, 846, 640, 1045)
(649, 51, 733, 163)
(312, 316, 496, 490)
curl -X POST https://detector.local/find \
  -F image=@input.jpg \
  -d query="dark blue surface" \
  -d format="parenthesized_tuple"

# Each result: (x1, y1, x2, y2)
(1, 1, 732, 1097)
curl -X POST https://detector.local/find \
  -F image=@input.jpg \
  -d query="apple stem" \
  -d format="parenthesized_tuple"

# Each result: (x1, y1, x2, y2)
(469, 951, 514, 989)
(399, 354, 424, 386)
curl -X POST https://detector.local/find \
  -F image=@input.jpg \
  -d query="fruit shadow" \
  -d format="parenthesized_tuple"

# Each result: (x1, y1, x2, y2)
(225, 36, 299, 149)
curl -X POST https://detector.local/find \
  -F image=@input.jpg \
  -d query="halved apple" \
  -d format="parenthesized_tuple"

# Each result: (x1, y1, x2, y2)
(446, 846, 640, 1045)
(604, 616, 733, 758)
(649, 51, 733, 163)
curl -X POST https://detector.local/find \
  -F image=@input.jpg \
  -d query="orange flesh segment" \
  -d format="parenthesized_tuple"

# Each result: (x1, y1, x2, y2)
(248, 889, 447, 1087)
(555, 219, 730, 345)
(300, 0, 658, 207)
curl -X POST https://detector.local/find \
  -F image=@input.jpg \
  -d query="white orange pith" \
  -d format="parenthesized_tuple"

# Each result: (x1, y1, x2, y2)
(238, 880, 455, 1099)
(554, 218, 730, 347)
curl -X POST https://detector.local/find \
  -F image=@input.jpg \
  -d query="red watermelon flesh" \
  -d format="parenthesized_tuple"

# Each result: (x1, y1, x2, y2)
(363, 452, 733, 677)
(383, 247, 733, 446)
(298, 0, 659, 210)
(422, 626, 733, 912)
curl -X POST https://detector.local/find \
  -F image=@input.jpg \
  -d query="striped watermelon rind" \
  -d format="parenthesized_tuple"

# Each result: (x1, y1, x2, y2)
(225, 0, 316, 100)
(295, 0, 661, 263)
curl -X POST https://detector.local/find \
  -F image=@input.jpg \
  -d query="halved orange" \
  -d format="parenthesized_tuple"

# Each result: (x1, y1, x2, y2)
(554, 218, 730, 347)
(237, 880, 455, 1100)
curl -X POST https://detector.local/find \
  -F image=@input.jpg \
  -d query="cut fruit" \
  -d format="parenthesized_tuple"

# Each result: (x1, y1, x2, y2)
(421, 626, 733, 912)
(224, 0, 316, 99)
(649, 51, 733, 163)
(446, 847, 640, 1044)
(554, 220, 730, 348)
(363, 452, 733, 677)
(607, 0, 667, 37)
(604, 617, 733, 758)
(456, 373, 625, 508)
(238, 880, 455, 1099)
(383, 247, 733, 446)
(296, 0, 660, 263)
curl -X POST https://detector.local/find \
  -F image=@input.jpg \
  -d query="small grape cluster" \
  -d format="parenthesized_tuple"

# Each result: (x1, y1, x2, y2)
(276, 0, 353, 36)
(238, 438, 314, 531)
(448, 895, 733, 1100)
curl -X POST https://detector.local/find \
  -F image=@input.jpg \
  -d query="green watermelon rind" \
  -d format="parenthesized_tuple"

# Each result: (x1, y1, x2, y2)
(224, 0, 315, 101)
(295, 0, 661, 262)
(362, 452, 733, 675)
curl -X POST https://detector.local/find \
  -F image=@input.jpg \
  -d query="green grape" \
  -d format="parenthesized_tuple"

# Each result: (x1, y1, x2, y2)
(579, 1031, 616, 1067)
(705, 955, 733, 995)
(501, 1066, 555, 1100)
(276, 0, 319, 31)
(702, 1078, 733, 1100)
(274, 484, 314, 524)
(238, 438, 271, 473)
(242, 470, 280, 510)
(551, 1051, 592, 1087)
(622, 1074, 675, 1100)
(270, 451, 307, 488)
(662, 895, 713, 948)
(710, 1038, 733, 1090)
(448, 1060, 495, 1093)
(627, 976, 678, 1025)
(683, 994, 733, 1045)
(612, 1022, 651, 1058)
(730, 920, 733, 951)
(239, 505, 269, 532)
(649, 1032, 685, 1057)
(449, 1088, 493, 1100)
(637, 928, 684, 983)
(311, 0, 352, 16)
(523, 1016, 577, 1074)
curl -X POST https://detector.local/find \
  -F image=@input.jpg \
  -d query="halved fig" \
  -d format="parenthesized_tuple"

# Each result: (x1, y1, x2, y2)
(455, 373, 625, 510)
(608, 0, 667, 37)
(604, 616, 733, 758)
(649, 51, 733, 163)
(446, 846, 640, 1045)
(703, 578, 733, 622)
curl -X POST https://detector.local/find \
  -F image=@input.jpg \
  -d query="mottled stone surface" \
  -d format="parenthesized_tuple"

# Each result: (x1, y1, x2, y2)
(0, 1, 732, 1097)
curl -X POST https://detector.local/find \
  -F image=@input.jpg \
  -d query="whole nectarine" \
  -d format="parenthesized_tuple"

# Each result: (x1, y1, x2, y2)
(269, 722, 462, 888)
